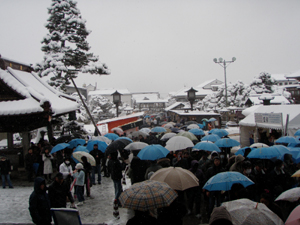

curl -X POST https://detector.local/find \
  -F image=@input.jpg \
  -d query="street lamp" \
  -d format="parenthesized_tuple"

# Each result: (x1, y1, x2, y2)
(213, 57, 236, 107)
(186, 87, 198, 111)
(112, 90, 122, 117)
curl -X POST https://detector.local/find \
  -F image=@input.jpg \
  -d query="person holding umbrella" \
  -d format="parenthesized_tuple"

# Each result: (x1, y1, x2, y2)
(108, 151, 123, 206)
(90, 144, 104, 185)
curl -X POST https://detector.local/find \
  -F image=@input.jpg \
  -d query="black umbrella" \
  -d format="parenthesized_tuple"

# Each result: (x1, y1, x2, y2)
(106, 139, 132, 154)
(171, 127, 181, 133)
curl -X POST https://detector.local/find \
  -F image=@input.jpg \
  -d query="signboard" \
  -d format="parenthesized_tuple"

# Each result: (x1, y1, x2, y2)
(254, 113, 282, 124)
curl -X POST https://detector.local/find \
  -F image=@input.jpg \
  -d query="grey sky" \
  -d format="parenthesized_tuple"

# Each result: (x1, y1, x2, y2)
(1, 0, 300, 97)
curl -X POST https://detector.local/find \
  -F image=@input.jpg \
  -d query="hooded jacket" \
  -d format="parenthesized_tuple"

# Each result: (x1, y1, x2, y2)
(29, 177, 51, 225)
(48, 179, 74, 208)
(229, 154, 245, 173)
(189, 160, 205, 186)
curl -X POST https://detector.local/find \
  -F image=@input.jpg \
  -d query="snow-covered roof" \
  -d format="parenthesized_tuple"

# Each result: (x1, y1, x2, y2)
(286, 69, 300, 79)
(136, 99, 168, 104)
(169, 110, 220, 116)
(196, 79, 223, 89)
(271, 74, 296, 81)
(0, 68, 78, 116)
(239, 105, 300, 130)
(132, 93, 160, 101)
(174, 87, 214, 97)
(1, 56, 32, 67)
(97, 112, 144, 124)
(246, 94, 290, 105)
(88, 88, 130, 96)
(164, 102, 185, 111)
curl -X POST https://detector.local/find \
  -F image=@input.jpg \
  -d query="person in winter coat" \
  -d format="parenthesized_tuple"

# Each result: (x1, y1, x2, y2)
(42, 147, 53, 183)
(29, 177, 52, 225)
(81, 156, 92, 197)
(90, 144, 104, 185)
(187, 160, 204, 218)
(48, 172, 75, 208)
(59, 157, 73, 181)
(229, 154, 245, 173)
(25, 148, 37, 182)
(0, 155, 13, 188)
(130, 151, 148, 184)
(126, 210, 158, 225)
(144, 160, 162, 180)
(73, 163, 85, 206)
(108, 151, 123, 206)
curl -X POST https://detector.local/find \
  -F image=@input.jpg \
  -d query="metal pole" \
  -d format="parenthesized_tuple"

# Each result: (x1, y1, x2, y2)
(69, 76, 102, 136)
(223, 61, 228, 107)
(116, 102, 119, 117)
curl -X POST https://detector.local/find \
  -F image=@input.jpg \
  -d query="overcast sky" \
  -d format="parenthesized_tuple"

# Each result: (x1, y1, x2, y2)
(1, 0, 300, 97)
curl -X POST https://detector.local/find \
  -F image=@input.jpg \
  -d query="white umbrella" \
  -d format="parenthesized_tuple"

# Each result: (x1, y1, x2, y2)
(140, 128, 151, 134)
(275, 187, 300, 202)
(165, 136, 194, 151)
(250, 143, 269, 148)
(131, 131, 148, 138)
(222, 198, 284, 225)
(72, 151, 96, 166)
(164, 123, 174, 129)
(124, 142, 149, 151)
(187, 124, 199, 130)
(161, 133, 177, 141)
(91, 136, 112, 145)
(111, 127, 123, 134)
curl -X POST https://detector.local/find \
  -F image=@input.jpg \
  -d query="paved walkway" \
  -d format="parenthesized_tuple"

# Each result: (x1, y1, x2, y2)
(0, 175, 207, 225)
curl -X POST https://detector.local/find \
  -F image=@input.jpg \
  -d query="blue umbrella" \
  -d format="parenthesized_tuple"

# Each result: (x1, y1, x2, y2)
(72, 146, 89, 164)
(86, 140, 108, 153)
(208, 128, 218, 134)
(275, 136, 298, 144)
(203, 171, 254, 191)
(247, 146, 290, 160)
(189, 128, 205, 136)
(151, 126, 167, 133)
(115, 137, 133, 142)
(287, 147, 300, 163)
(50, 143, 70, 154)
(295, 129, 300, 136)
(234, 147, 254, 156)
(215, 138, 240, 148)
(201, 134, 221, 143)
(208, 117, 217, 122)
(288, 137, 300, 148)
(68, 139, 86, 149)
(192, 141, 221, 152)
(104, 133, 119, 140)
(137, 144, 169, 161)
(210, 129, 229, 138)
(198, 124, 204, 129)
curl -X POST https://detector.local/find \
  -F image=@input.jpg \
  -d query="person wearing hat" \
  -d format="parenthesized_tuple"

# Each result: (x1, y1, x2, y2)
(73, 163, 85, 206)
(48, 172, 75, 208)
(0, 155, 13, 188)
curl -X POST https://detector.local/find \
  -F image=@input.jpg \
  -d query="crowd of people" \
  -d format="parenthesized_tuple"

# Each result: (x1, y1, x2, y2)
(22, 122, 300, 225)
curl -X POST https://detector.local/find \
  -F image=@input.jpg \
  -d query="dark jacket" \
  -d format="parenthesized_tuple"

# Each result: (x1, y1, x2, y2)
(25, 153, 37, 170)
(90, 149, 104, 165)
(126, 212, 158, 225)
(130, 156, 148, 184)
(29, 177, 51, 225)
(206, 164, 224, 182)
(189, 160, 205, 187)
(157, 198, 187, 225)
(0, 158, 11, 175)
(108, 158, 123, 180)
(48, 179, 74, 208)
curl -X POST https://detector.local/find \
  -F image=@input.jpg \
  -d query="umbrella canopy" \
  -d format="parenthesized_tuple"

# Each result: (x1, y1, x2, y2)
(170, 127, 182, 134)
(165, 136, 194, 151)
(247, 146, 290, 161)
(215, 138, 240, 148)
(187, 124, 199, 130)
(116, 137, 133, 142)
(193, 141, 221, 152)
(292, 169, 300, 177)
(208, 117, 217, 122)
(73, 146, 89, 153)
(275, 187, 300, 202)
(250, 143, 269, 148)
(131, 131, 148, 138)
(286, 205, 300, 225)
(295, 129, 300, 136)
(137, 144, 169, 160)
(104, 133, 119, 141)
(119, 180, 178, 211)
(222, 198, 284, 225)
(140, 128, 151, 134)
(209, 129, 229, 138)
(68, 139, 86, 149)
(275, 136, 298, 144)
(91, 136, 111, 145)
(124, 142, 149, 151)
(201, 134, 221, 143)
(111, 127, 123, 134)
(86, 140, 107, 153)
(105, 139, 132, 154)
(72, 151, 95, 166)
(202, 118, 209, 122)
(151, 126, 167, 133)
(176, 131, 198, 141)
(150, 167, 199, 191)
(163, 123, 174, 129)
(188, 128, 205, 136)
(203, 172, 254, 191)
(160, 133, 177, 141)
(50, 143, 70, 154)
(234, 147, 254, 156)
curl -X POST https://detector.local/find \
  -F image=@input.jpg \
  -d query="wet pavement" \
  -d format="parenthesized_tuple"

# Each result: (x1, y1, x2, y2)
(0, 173, 208, 225)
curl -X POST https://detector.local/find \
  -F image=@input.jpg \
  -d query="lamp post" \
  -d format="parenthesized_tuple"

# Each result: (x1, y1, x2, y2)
(186, 87, 198, 111)
(213, 57, 236, 107)
(112, 90, 122, 117)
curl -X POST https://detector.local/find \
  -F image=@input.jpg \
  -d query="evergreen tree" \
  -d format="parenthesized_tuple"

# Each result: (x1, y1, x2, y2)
(35, 0, 109, 91)
(250, 71, 276, 93)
